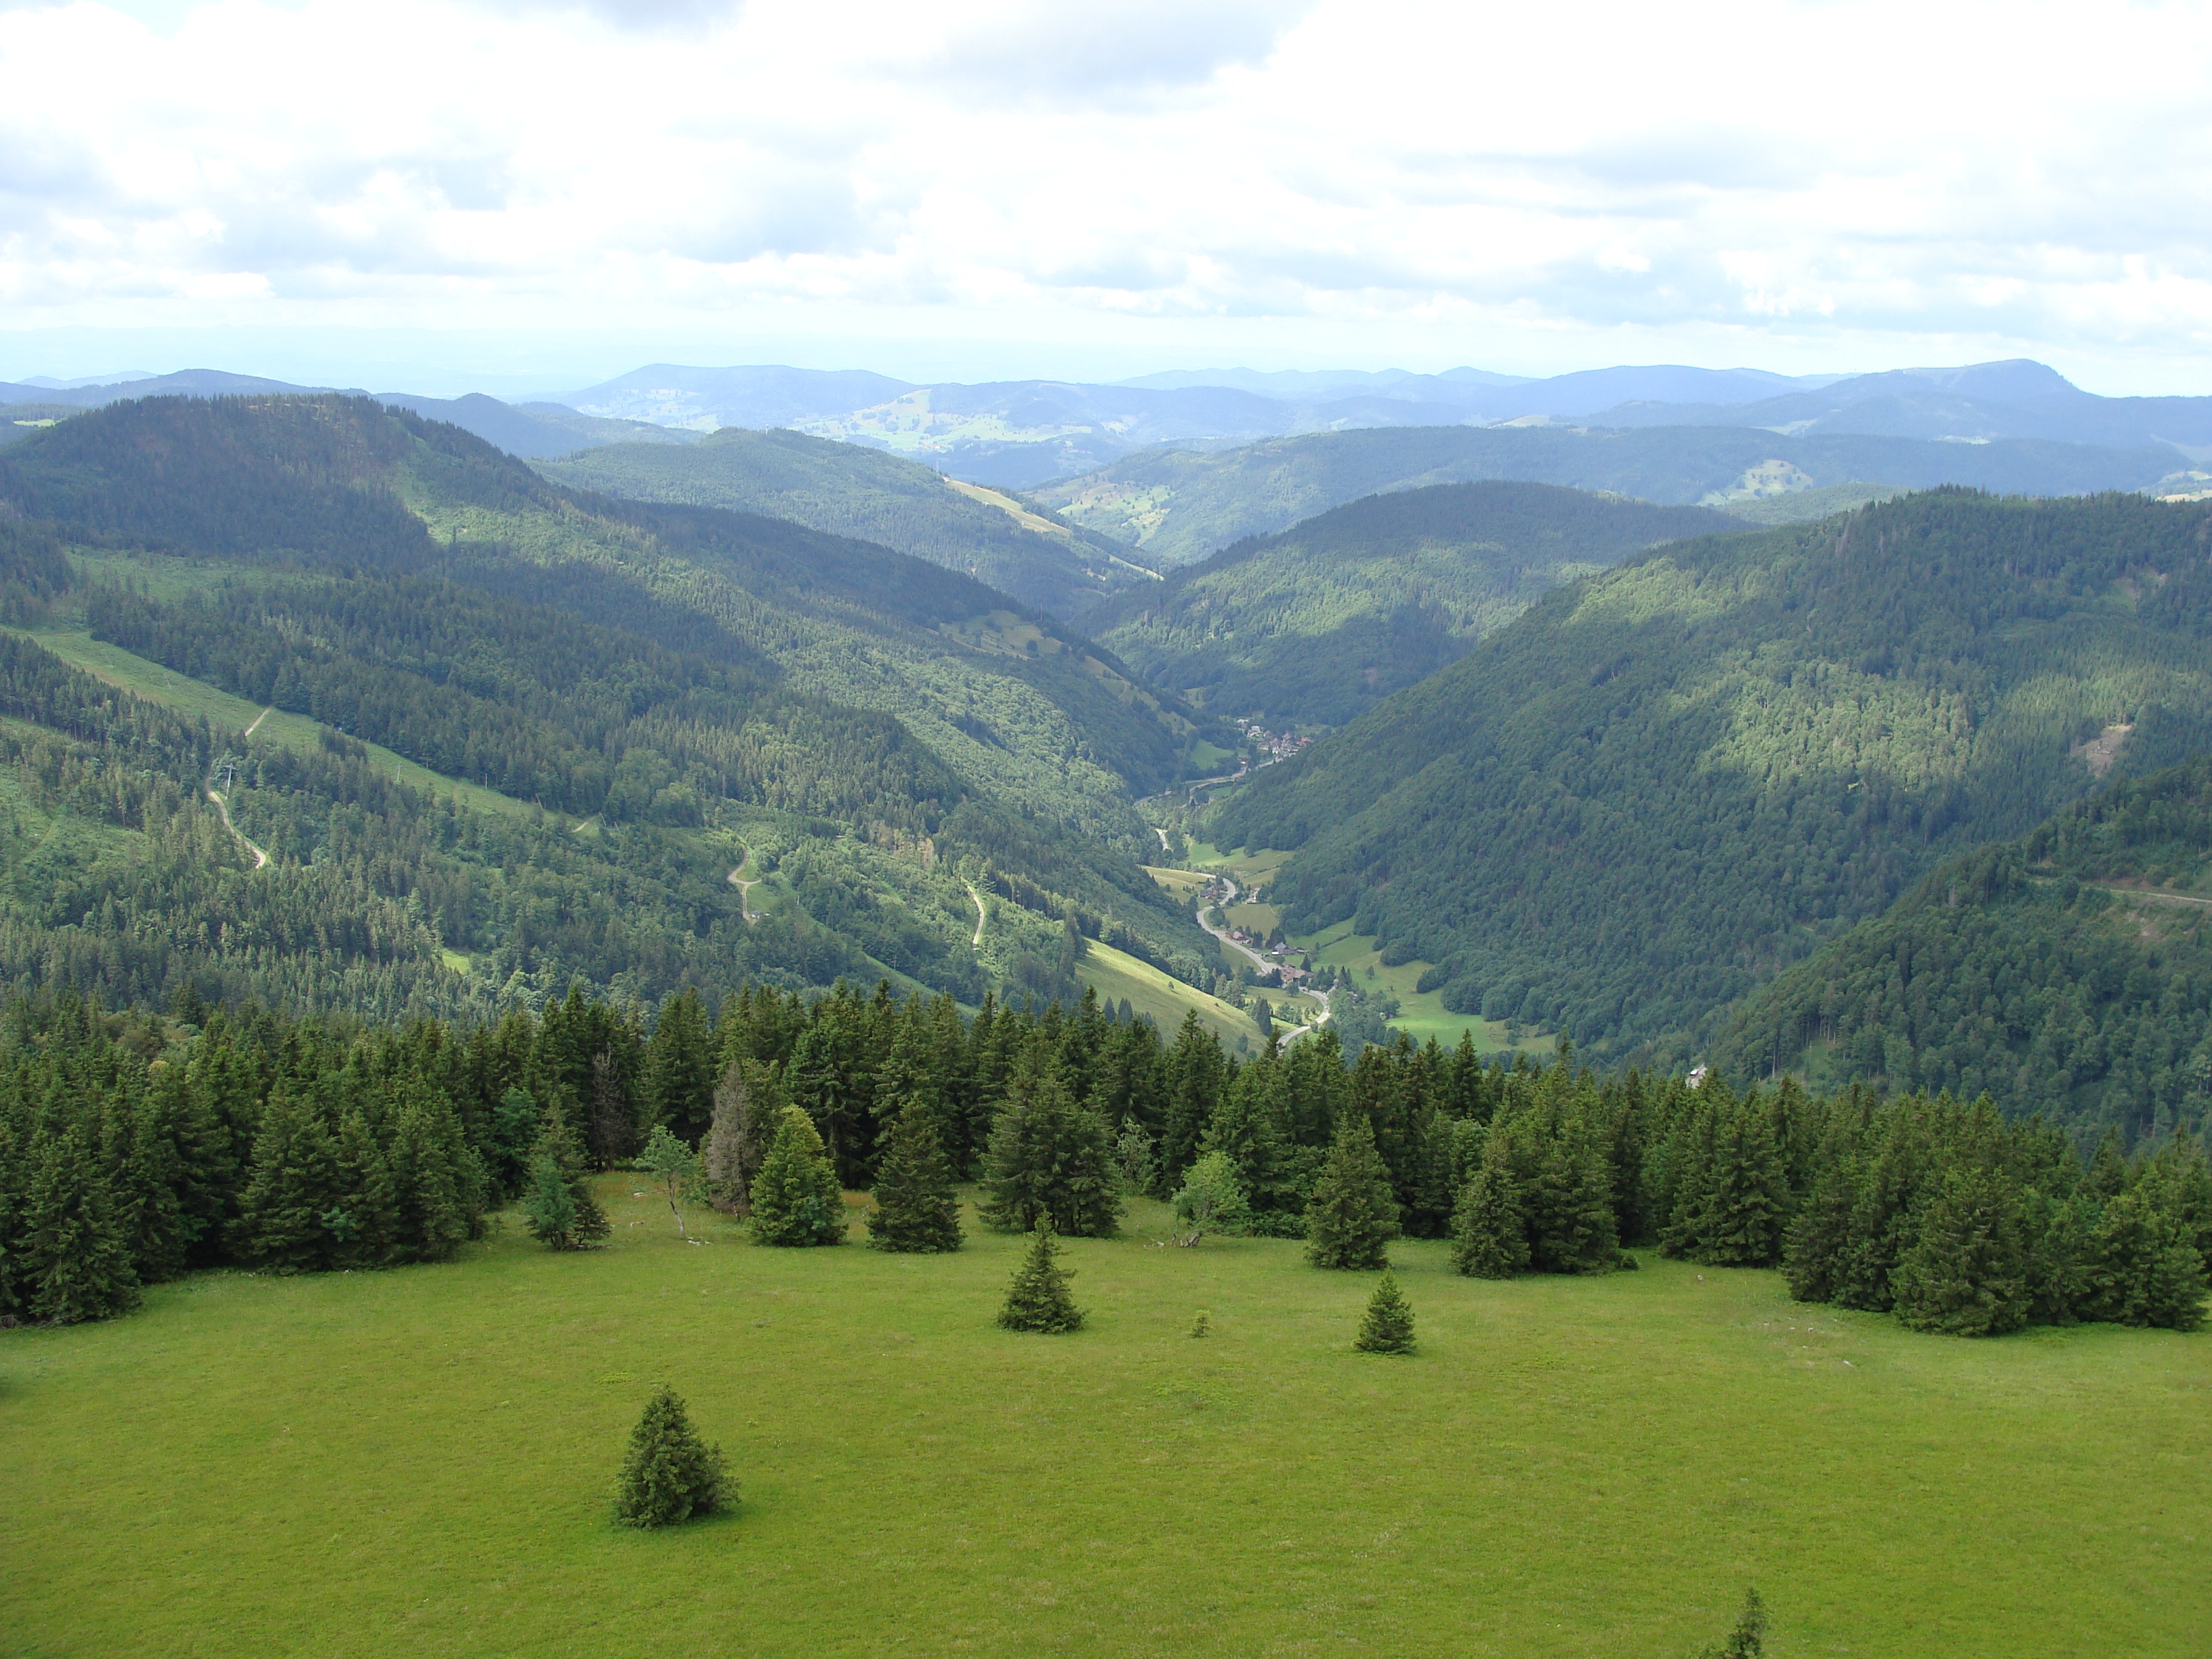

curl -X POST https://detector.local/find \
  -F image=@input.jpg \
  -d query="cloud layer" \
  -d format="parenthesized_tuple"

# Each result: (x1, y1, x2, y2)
(3, 0, 2210, 382)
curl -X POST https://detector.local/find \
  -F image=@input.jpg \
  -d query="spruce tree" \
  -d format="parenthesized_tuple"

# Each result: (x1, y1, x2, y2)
(1892, 1164, 2030, 1336)
(748, 1105, 846, 1247)
(520, 1101, 610, 1251)
(866, 1097, 964, 1253)
(1449, 1162, 1529, 1279)
(1305, 1111, 1399, 1269)
(612, 1385, 729, 1528)
(1698, 1588, 1769, 1659)
(1353, 1269, 1416, 1354)
(234, 1082, 344, 1272)
(979, 1059, 1122, 1237)
(997, 1224, 1084, 1332)
(20, 1127, 141, 1325)
(2084, 1189, 2208, 1331)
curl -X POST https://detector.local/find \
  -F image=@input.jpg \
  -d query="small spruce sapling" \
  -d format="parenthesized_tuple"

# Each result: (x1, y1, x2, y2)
(1189, 1310, 1211, 1338)
(1353, 1269, 1416, 1354)
(639, 1124, 705, 1240)
(612, 1385, 728, 1528)
(998, 1225, 1084, 1332)
(1697, 1588, 1768, 1659)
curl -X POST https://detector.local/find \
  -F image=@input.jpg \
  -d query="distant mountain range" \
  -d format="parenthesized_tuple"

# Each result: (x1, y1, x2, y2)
(0, 370, 692, 460)
(8, 355, 2212, 497)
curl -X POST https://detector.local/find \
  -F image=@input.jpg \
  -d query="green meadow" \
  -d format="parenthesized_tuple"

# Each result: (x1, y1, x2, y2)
(3, 1182, 2205, 1659)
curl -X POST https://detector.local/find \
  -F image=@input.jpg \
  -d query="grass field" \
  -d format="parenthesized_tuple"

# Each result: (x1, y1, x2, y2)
(1301, 920, 1555, 1055)
(1078, 937, 1264, 1049)
(3, 1182, 2205, 1659)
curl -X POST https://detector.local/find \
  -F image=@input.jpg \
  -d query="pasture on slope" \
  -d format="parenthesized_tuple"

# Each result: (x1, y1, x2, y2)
(5, 1185, 2203, 1659)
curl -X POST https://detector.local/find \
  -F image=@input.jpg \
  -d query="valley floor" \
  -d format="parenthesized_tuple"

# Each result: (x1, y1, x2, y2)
(2, 1186, 2205, 1659)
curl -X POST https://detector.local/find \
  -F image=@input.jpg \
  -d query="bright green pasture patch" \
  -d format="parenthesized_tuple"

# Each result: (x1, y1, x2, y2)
(4, 1189, 2207, 1659)
(1078, 937, 1260, 1048)
(1188, 739, 1236, 770)
(1300, 920, 1553, 1054)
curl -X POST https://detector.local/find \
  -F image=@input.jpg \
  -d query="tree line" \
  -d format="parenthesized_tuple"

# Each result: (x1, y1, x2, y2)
(5, 976, 2203, 1336)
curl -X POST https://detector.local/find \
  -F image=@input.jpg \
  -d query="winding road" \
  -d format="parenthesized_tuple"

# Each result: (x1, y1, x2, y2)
(726, 845, 762, 923)
(208, 710, 275, 869)
(1195, 872, 1331, 1044)
(965, 882, 989, 947)
(206, 786, 270, 870)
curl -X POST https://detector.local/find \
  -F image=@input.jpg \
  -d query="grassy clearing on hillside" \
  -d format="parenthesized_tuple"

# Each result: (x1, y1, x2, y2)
(3, 1182, 2205, 1659)
(1078, 937, 1261, 1050)
(1141, 864, 1208, 898)
(18, 630, 540, 824)
(1302, 919, 1555, 1055)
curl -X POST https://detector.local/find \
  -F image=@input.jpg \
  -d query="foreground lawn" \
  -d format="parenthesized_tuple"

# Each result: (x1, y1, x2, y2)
(3, 1185, 2206, 1658)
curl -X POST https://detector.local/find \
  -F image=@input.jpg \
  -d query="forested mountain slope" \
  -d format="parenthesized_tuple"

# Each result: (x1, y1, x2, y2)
(0, 398, 1227, 1015)
(1036, 424, 2182, 567)
(1709, 753, 2212, 1142)
(1092, 483, 1734, 726)
(1212, 489, 2212, 1064)
(535, 427, 1153, 620)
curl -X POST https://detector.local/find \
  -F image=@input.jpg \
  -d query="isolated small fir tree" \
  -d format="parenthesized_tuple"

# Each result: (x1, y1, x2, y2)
(1450, 1162, 1530, 1279)
(998, 1225, 1084, 1332)
(1698, 1587, 1768, 1659)
(1189, 1310, 1211, 1338)
(749, 1105, 846, 1247)
(520, 1102, 610, 1251)
(866, 1097, 964, 1253)
(1353, 1269, 1416, 1354)
(1305, 1111, 1399, 1270)
(612, 1385, 728, 1529)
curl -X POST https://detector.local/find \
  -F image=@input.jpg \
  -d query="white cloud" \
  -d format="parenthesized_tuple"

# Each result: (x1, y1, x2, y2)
(1, 0, 2211, 388)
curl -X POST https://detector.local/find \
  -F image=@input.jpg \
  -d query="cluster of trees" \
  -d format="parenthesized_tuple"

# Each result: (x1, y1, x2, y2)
(7, 972, 2203, 1338)
(1217, 488, 2212, 1064)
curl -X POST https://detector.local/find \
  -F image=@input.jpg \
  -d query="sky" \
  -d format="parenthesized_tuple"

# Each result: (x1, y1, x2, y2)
(2, 0, 2210, 396)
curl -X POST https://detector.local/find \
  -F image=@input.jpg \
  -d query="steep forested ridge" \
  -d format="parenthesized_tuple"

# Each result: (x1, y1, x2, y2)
(1215, 489, 2212, 1063)
(1094, 482, 1735, 725)
(1711, 754, 2212, 1140)
(0, 395, 1229, 1014)
(537, 426, 1151, 621)
(1036, 423, 2181, 567)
